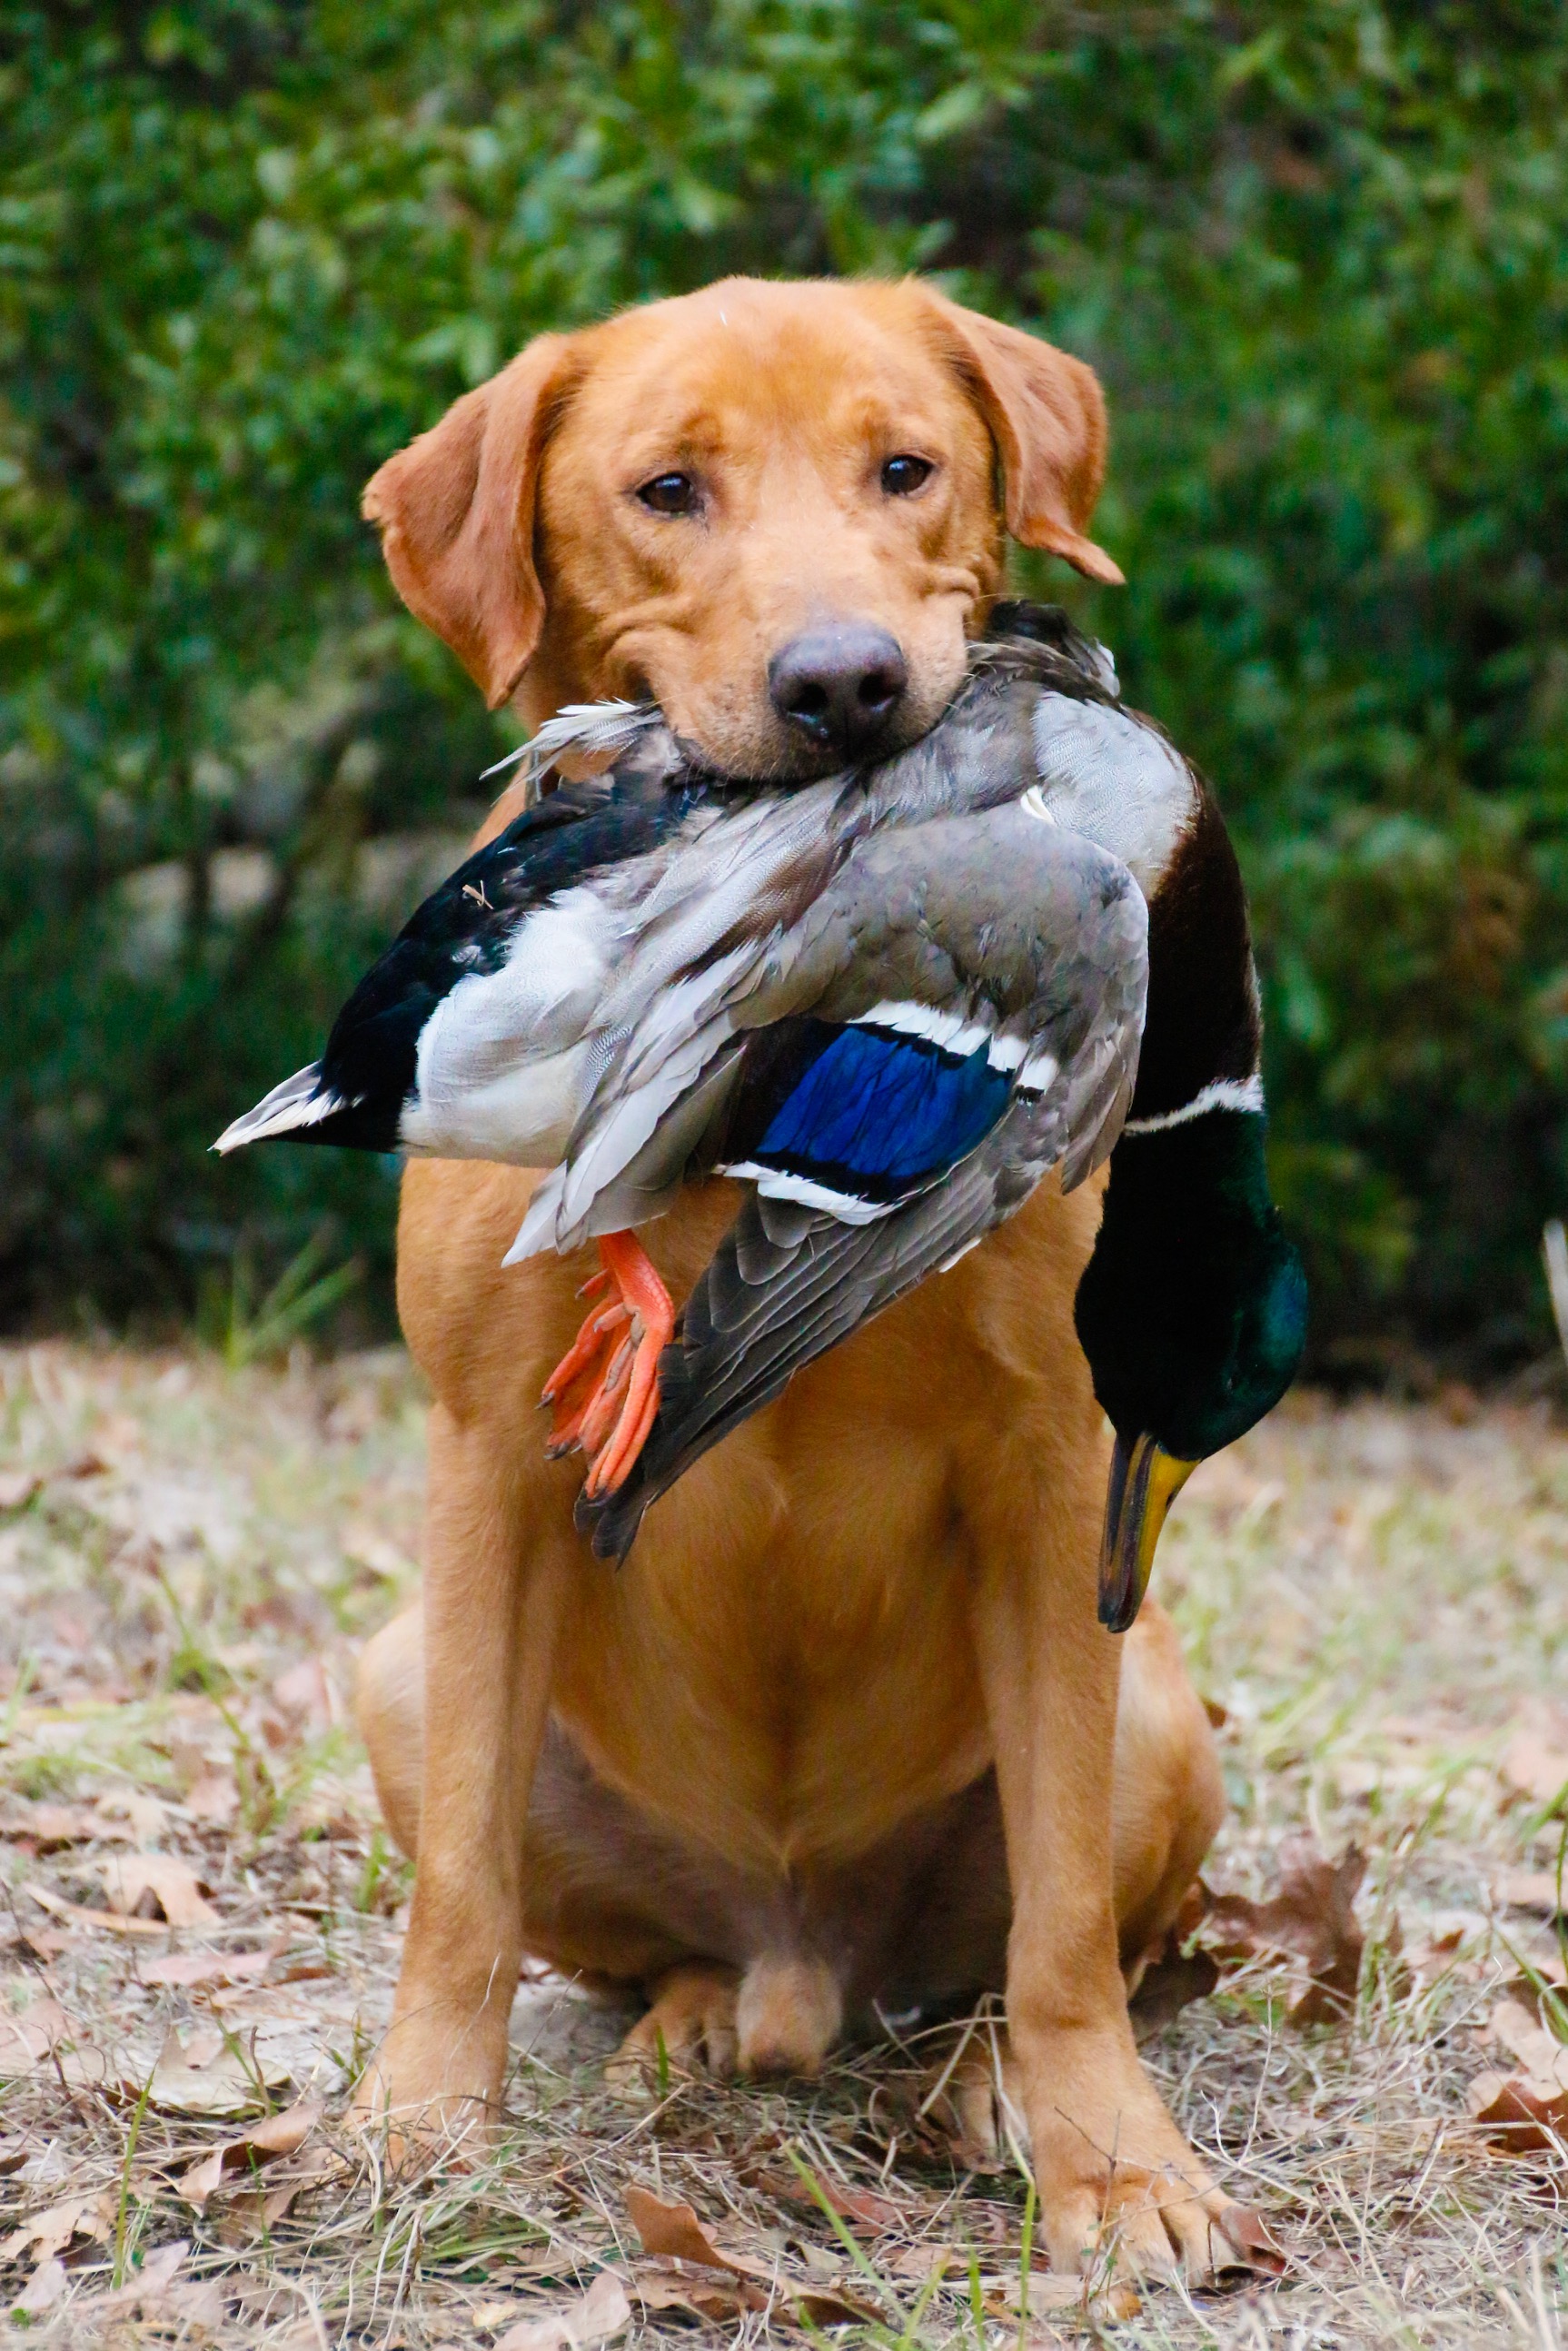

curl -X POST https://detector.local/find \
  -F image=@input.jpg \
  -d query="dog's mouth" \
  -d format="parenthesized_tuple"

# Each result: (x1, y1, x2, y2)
(669, 685, 955, 794)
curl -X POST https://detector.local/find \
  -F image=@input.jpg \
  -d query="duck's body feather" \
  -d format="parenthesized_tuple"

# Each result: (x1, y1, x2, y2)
(217, 606, 1288, 1561)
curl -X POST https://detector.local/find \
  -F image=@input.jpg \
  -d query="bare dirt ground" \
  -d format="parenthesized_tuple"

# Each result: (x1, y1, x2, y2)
(0, 1340, 1565, 2348)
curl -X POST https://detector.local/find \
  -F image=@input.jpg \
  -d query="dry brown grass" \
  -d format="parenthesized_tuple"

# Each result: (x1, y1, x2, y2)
(0, 1340, 1565, 2348)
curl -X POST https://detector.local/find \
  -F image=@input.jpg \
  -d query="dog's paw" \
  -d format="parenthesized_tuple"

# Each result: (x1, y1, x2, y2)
(1029, 2088, 1270, 2288)
(918, 2015, 1029, 2169)
(603, 1962, 740, 2098)
(734, 1952, 842, 2076)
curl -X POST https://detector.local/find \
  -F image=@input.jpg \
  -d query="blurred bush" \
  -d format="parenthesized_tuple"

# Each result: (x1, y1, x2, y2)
(2, 1, 1564, 1367)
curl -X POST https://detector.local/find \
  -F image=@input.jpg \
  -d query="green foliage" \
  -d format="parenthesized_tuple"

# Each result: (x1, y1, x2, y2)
(2, 1, 1564, 1364)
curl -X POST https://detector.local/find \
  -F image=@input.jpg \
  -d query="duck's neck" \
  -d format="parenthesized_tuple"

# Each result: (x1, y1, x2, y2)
(1076, 1107, 1305, 1463)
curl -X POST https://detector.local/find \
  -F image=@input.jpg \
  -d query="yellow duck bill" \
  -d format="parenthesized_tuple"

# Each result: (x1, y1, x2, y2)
(1097, 1432, 1197, 1633)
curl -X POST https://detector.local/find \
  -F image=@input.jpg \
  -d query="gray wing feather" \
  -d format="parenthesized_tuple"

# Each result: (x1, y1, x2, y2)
(579, 841, 1147, 1560)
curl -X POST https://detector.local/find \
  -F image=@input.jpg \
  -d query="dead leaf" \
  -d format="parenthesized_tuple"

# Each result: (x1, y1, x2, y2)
(1197, 1837, 1365, 2023)
(17, 1929, 72, 1959)
(13, 2257, 65, 2314)
(100, 2237, 190, 2310)
(184, 1770, 240, 1823)
(25, 1882, 168, 1936)
(56, 1449, 108, 1482)
(791, 2281, 885, 2326)
(242, 2146, 342, 2229)
(740, 2167, 906, 2233)
(94, 1789, 168, 1841)
(272, 1657, 333, 1731)
(623, 2185, 771, 2281)
(1486, 1997, 1568, 2077)
(0, 1800, 104, 1850)
(495, 2270, 633, 2351)
(1130, 1931, 1220, 2037)
(1469, 2068, 1568, 2157)
(1467, 1989, 1568, 2159)
(0, 1994, 68, 2074)
(145, 2025, 290, 2116)
(1500, 1707, 1568, 1810)
(142, 1942, 281, 1989)
(986, 2272, 1141, 2324)
(178, 2099, 320, 2205)
(1, 2192, 114, 2265)
(1215, 2202, 1288, 2275)
(1494, 1868, 1566, 1917)
(101, 1852, 218, 1928)
(632, 2261, 767, 2325)
(340, 1523, 409, 1581)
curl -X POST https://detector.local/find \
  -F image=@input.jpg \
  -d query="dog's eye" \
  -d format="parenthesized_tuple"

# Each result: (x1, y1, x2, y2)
(637, 471, 698, 516)
(881, 454, 933, 497)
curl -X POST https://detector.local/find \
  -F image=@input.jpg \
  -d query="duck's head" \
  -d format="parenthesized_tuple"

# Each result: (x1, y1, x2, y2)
(1074, 1110, 1306, 1633)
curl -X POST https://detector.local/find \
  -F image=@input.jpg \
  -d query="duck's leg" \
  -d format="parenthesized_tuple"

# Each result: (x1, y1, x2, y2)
(541, 1232, 675, 1496)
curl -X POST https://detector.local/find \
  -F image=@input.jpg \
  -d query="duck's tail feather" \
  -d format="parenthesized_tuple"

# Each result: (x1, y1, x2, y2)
(212, 1063, 343, 1154)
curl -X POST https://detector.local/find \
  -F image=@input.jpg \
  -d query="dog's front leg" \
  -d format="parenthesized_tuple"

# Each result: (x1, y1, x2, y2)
(357, 1402, 569, 2148)
(968, 1463, 1240, 2284)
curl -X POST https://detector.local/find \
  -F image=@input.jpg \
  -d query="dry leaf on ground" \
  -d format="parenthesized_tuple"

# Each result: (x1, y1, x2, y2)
(623, 2185, 769, 2283)
(1130, 1931, 1221, 2036)
(0, 1994, 68, 2073)
(0, 1800, 109, 1850)
(494, 2270, 632, 2351)
(100, 1851, 218, 1927)
(1, 2191, 114, 2264)
(96, 2237, 191, 2312)
(178, 2099, 320, 2205)
(1493, 1867, 1566, 1917)
(1215, 2202, 1289, 2276)
(1198, 1836, 1366, 2022)
(741, 2167, 905, 2232)
(144, 2025, 290, 2115)
(272, 1657, 333, 1731)
(25, 1882, 168, 1936)
(623, 2186, 773, 2319)
(1468, 1994, 1568, 2159)
(12, 2256, 66, 2314)
(987, 2272, 1142, 2325)
(1500, 1708, 1568, 1810)
(141, 1946, 278, 1989)
(184, 1771, 240, 1823)
(631, 2261, 767, 2326)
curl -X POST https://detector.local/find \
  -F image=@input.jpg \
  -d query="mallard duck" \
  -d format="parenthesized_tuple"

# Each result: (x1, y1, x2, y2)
(216, 606, 1305, 1617)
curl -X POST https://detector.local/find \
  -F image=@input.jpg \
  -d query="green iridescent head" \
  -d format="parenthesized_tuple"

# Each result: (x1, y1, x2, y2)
(1075, 1111, 1307, 1630)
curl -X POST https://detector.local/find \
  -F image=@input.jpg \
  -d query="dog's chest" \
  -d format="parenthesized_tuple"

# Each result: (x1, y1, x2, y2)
(551, 1395, 994, 1869)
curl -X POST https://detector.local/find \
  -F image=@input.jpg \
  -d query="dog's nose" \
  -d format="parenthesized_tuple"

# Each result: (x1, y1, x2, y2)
(768, 623, 908, 759)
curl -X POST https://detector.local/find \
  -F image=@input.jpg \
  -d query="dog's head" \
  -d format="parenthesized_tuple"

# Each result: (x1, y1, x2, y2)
(364, 276, 1121, 782)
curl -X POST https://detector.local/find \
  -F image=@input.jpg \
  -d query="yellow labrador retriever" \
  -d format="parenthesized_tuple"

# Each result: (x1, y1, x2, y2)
(353, 276, 1240, 2280)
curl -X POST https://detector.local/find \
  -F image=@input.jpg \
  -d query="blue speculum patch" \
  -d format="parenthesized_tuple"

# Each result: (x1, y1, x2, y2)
(755, 1026, 1012, 1201)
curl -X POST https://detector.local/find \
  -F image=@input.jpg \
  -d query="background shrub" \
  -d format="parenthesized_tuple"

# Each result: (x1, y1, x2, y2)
(4, 1, 1565, 1368)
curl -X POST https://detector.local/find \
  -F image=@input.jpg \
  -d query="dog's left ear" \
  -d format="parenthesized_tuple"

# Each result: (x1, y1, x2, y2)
(918, 290, 1124, 585)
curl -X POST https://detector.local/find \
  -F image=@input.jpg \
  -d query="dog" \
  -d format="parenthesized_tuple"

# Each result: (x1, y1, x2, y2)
(352, 276, 1237, 2279)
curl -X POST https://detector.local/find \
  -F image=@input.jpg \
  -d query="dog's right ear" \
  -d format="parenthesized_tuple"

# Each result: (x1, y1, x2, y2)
(362, 335, 582, 709)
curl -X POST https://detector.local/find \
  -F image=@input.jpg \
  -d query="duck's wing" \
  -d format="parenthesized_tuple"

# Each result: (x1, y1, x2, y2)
(213, 715, 689, 1158)
(574, 811, 1147, 1560)
(502, 772, 865, 1255)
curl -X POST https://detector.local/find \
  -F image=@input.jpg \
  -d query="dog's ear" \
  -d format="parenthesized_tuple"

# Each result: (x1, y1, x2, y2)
(919, 290, 1124, 586)
(362, 334, 583, 708)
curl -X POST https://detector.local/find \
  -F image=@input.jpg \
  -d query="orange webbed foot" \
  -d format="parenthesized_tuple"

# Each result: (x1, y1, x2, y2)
(541, 1232, 674, 1497)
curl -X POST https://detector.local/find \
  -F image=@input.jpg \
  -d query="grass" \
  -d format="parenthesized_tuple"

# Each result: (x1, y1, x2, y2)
(0, 1341, 1564, 2346)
